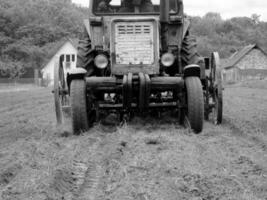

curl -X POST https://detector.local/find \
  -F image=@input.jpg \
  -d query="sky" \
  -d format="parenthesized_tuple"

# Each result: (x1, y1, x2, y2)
(72, 0, 267, 21)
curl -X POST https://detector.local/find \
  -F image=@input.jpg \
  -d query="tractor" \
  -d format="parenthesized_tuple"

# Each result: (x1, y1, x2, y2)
(53, 0, 223, 134)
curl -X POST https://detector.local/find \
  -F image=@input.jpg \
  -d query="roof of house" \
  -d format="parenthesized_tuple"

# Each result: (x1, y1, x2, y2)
(223, 44, 267, 69)
(41, 38, 79, 70)
(68, 38, 79, 49)
(220, 58, 228, 68)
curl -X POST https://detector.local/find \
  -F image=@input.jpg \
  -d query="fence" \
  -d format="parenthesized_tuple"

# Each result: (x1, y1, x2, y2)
(0, 78, 42, 86)
(223, 69, 267, 84)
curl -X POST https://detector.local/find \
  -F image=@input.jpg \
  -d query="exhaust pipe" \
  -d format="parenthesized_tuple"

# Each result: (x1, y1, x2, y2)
(160, 0, 170, 52)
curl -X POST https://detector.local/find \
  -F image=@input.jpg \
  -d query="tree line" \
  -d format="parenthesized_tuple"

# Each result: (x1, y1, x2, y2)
(0, 0, 87, 78)
(190, 12, 267, 58)
(0, 0, 267, 78)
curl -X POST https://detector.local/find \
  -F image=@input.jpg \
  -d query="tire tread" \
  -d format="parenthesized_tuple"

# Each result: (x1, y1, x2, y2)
(70, 80, 89, 134)
(186, 77, 204, 133)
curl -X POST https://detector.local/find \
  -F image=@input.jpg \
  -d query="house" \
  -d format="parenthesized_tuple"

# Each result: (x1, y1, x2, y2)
(222, 44, 267, 83)
(41, 39, 78, 86)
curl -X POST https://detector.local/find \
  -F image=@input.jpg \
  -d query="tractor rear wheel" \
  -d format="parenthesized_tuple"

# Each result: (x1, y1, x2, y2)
(70, 80, 89, 135)
(185, 77, 204, 133)
(76, 29, 96, 76)
(181, 33, 200, 67)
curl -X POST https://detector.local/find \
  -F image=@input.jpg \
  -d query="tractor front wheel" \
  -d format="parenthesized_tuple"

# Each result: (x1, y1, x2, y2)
(185, 77, 204, 133)
(70, 80, 89, 135)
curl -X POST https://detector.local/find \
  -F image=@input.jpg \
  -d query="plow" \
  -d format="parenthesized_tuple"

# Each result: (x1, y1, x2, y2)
(53, 0, 223, 134)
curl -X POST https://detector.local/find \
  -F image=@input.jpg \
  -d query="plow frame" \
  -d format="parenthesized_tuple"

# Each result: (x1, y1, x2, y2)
(204, 52, 223, 124)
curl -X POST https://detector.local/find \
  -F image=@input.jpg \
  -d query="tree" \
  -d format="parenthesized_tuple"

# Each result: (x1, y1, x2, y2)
(0, 0, 87, 74)
(0, 58, 25, 80)
(190, 12, 267, 58)
(251, 13, 261, 24)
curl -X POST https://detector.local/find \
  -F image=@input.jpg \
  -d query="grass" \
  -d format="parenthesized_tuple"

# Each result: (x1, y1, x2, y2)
(227, 79, 267, 90)
(0, 85, 266, 200)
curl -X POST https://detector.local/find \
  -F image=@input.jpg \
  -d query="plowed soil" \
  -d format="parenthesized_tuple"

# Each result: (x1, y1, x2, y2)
(0, 83, 267, 200)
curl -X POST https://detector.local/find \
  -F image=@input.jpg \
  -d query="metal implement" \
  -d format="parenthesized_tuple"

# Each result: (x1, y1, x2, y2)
(210, 52, 223, 124)
(53, 56, 70, 125)
(203, 52, 223, 124)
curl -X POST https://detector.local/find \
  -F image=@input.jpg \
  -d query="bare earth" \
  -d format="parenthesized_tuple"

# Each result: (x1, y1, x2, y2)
(0, 83, 266, 200)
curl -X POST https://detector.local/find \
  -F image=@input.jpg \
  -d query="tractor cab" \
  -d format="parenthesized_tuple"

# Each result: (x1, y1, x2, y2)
(87, 0, 186, 75)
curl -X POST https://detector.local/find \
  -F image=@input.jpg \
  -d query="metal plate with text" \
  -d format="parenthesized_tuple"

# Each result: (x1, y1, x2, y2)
(115, 22, 154, 65)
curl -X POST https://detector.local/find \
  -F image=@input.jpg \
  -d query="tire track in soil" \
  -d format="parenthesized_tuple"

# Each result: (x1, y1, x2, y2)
(224, 116, 267, 152)
(75, 129, 130, 200)
(52, 160, 102, 200)
(52, 160, 89, 199)
(223, 88, 267, 153)
(221, 88, 267, 199)
(75, 162, 102, 200)
(49, 135, 103, 200)
(66, 131, 125, 200)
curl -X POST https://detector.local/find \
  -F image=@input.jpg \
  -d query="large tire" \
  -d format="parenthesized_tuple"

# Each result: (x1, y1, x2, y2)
(70, 80, 89, 135)
(181, 33, 200, 67)
(76, 30, 96, 76)
(185, 77, 204, 133)
(213, 69, 223, 124)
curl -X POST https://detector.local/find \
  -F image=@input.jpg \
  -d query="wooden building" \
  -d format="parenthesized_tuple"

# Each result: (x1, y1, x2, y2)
(41, 39, 78, 86)
(222, 44, 267, 83)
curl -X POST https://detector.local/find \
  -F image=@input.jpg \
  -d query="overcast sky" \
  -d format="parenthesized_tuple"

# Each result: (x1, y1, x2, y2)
(72, 0, 267, 21)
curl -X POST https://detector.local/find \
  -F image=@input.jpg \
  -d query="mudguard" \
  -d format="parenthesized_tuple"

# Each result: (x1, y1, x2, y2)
(184, 64, 201, 78)
(66, 68, 87, 89)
